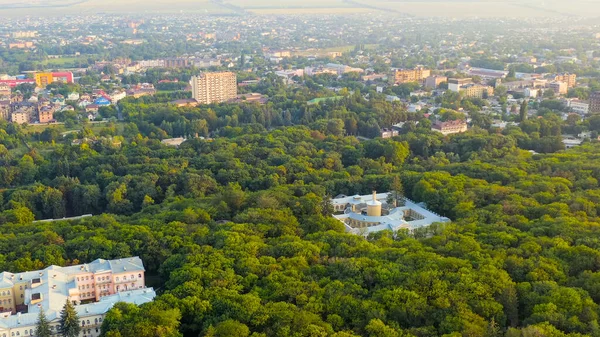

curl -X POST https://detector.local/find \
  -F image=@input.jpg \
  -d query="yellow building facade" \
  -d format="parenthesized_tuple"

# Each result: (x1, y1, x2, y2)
(35, 73, 54, 87)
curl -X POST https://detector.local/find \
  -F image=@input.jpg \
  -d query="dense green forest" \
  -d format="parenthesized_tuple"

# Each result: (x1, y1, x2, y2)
(2, 83, 600, 336)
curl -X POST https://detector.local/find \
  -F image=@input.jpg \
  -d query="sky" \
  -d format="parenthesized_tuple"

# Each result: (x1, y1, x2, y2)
(0, 0, 599, 18)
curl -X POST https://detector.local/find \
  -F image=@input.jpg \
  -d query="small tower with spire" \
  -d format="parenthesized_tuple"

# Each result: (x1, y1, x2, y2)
(366, 191, 382, 216)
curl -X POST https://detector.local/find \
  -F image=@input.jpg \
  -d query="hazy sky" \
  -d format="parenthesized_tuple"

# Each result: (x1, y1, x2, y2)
(0, 0, 599, 18)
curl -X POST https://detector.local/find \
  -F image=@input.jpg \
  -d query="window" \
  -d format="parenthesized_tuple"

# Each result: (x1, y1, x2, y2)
(19, 286, 22, 290)
(138, 273, 142, 278)
(77, 277, 79, 281)
(24, 330, 27, 335)
(7, 291, 10, 295)
(82, 320, 85, 326)
(86, 320, 90, 325)
(116, 277, 119, 281)
(99, 318, 102, 322)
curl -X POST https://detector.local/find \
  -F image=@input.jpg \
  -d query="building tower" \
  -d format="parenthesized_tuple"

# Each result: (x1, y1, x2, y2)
(190, 72, 237, 105)
(366, 191, 382, 217)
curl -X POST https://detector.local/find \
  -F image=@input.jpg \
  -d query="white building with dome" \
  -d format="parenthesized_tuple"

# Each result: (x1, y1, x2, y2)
(332, 192, 450, 236)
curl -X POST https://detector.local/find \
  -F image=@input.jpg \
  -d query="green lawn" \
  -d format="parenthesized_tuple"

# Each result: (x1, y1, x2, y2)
(22, 121, 122, 135)
(42, 56, 93, 68)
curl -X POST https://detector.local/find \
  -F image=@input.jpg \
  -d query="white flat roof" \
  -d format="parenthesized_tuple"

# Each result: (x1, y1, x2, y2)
(332, 192, 450, 234)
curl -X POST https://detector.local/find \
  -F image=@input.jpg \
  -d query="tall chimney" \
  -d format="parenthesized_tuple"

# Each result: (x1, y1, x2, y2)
(372, 191, 377, 202)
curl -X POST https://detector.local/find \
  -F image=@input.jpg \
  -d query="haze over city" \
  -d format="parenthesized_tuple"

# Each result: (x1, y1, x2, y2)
(1, 0, 600, 17)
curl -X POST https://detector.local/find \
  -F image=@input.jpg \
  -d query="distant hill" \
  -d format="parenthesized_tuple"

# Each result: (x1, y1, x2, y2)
(0, 0, 599, 17)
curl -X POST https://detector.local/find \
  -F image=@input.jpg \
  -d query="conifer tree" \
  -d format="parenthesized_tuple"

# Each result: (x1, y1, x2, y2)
(387, 175, 405, 207)
(59, 300, 81, 337)
(35, 307, 51, 337)
(520, 100, 528, 122)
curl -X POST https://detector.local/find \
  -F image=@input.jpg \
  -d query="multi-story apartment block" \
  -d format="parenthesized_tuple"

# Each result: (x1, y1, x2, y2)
(0, 257, 155, 337)
(0, 84, 10, 98)
(163, 58, 190, 68)
(8, 42, 34, 50)
(194, 59, 222, 69)
(190, 72, 237, 104)
(138, 60, 165, 68)
(554, 73, 577, 88)
(323, 63, 364, 76)
(590, 92, 600, 113)
(11, 31, 37, 38)
(424, 75, 447, 89)
(448, 78, 474, 92)
(568, 100, 589, 115)
(38, 106, 55, 123)
(34, 72, 74, 88)
(460, 84, 494, 98)
(267, 50, 292, 58)
(393, 67, 431, 84)
(548, 81, 568, 95)
(11, 107, 32, 125)
(524, 87, 539, 98)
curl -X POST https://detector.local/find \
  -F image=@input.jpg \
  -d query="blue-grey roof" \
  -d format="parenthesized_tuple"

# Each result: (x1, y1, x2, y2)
(0, 257, 149, 332)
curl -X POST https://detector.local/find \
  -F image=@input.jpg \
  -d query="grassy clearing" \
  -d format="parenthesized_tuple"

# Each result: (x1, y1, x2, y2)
(22, 121, 122, 136)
